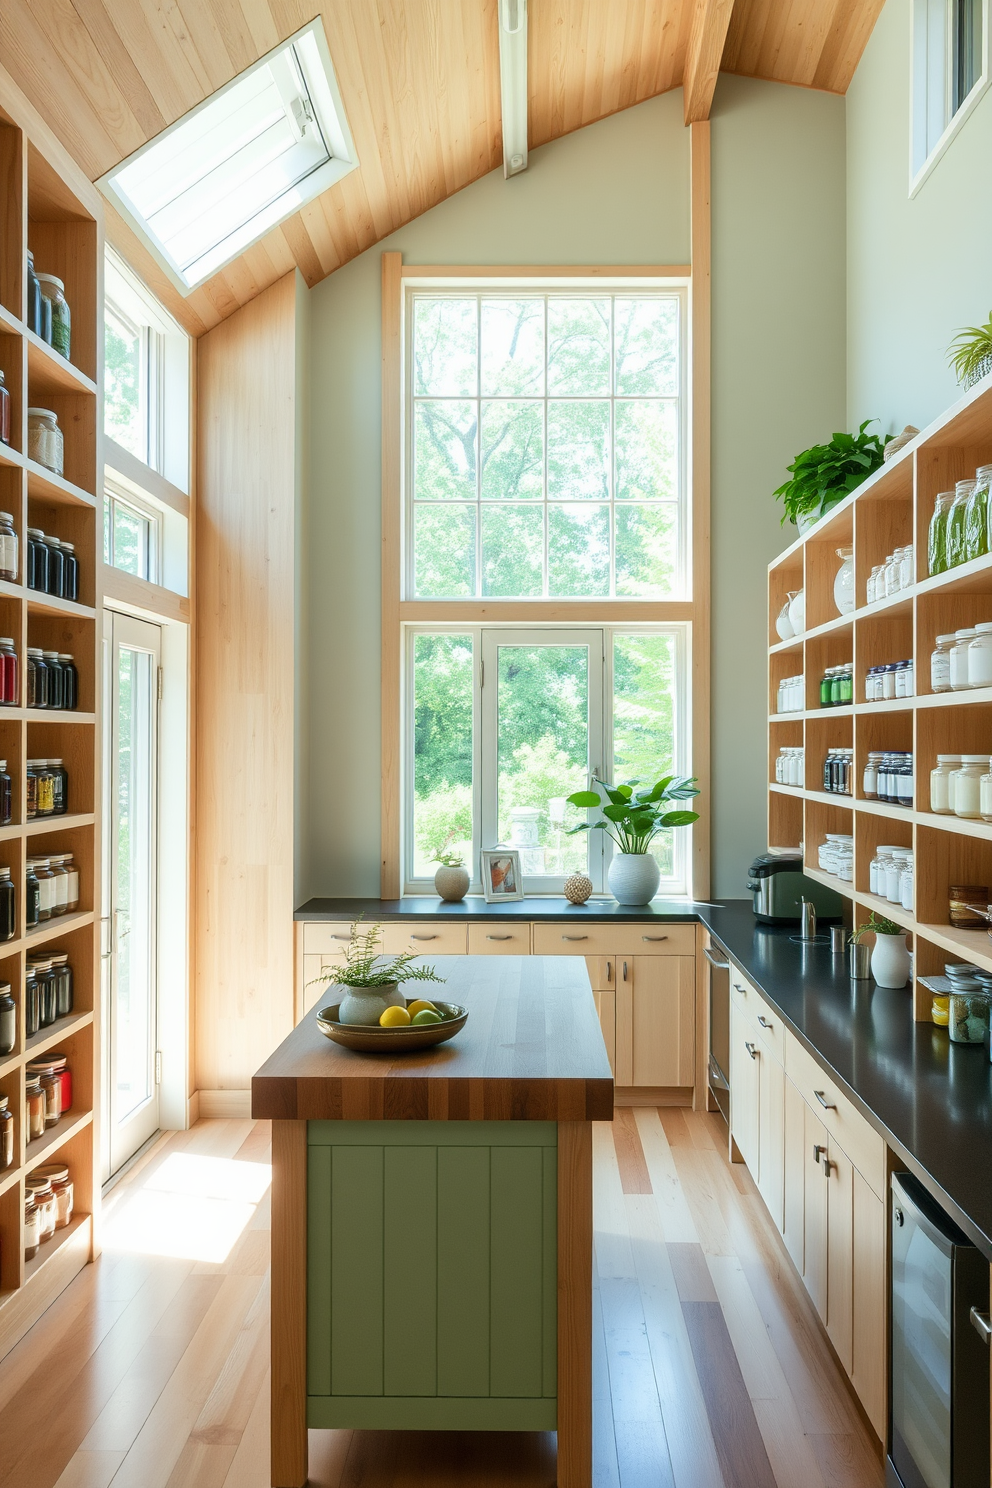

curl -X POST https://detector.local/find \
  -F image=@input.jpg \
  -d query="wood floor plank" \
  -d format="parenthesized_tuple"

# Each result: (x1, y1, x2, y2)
(220, 1371, 271, 1488)
(591, 1265, 622, 1488)
(806, 1430, 885, 1487)
(667, 1241, 719, 1303)
(612, 1109, 653, 1194)
(599, 1276, 676, 1488)
(630, 1109, 698, 1243)
(681, 1301, 778, 1488)
(51, 1451, 126, 1488)
(658, 1108, 693, 1147)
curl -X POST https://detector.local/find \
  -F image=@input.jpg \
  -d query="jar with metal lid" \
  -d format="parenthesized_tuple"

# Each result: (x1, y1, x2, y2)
(24, 1195, 41, 1259)
(31, 858, 54, 920)
(0, 372, 8, 448)
(0, 866, 15, 944)
(967, 622, 992, 689)
(895, 660, 914, 698)
(25, 249, 41, 337)
(952, 756, 988, 819)
(61, 855, 78, 911)
(899, 854, 914, 911)
(36, 274, 70, 360)
(43, 538, 64, 599)
(58, 654, 77, 711)
(34, 1162, 73, 1228)
(27, 528, 47, 592)
(0, 1093, 12, 1170)
(26, 1175, 57, 1241)
(29, 958, 56, 1026)
(44, 653, 63, 710)
(0, 510, 17, 583)
(27, 650, 47, 709)
(27, 409, 62, 476)
(25, 1076, 45, 1141)
(26, 1057, 61, 1126)
(931, 755, 962, 814)
(24, 964, 38, 1036)
(47, 1053, 71, 1113)
(0, 982, 14, 1055)
(49, 952, 73, 1017)
(951, 629, 979, 690)
(0, 759, 12, 827)
(948, 984, 992, 1044)
(47, 857, 67, 915)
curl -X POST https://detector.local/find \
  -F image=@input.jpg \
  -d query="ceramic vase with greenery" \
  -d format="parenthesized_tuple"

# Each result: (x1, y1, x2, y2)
(566, 774, 700, 906)
(433, 852, 469, 902)
(948, 313, 992, 388)
(851, 912, 910, 990)
(311, 921, 446, 1025)
(774, 421, 889, 532)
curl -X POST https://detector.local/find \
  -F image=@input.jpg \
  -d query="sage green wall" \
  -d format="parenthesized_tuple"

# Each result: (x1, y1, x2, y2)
(847, 0, 992, 432)
(305, 82, 847, 901)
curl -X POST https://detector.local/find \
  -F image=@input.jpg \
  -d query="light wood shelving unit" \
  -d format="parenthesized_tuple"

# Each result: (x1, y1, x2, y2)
(768, 376, 992, 1021)
(0, 87, 101, 1358)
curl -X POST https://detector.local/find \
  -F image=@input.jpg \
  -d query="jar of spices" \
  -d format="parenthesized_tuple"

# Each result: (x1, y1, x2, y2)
(0, 760, 12, 827)
(24, 1195, 41, 1259)
(49, 952, 72, 1017)
(0, 638, 17, 706)
(26, 1058, 61, 1127)
(948, 985, 992, 1044)
(25, 1076, 45, 1141)
(34, 763, 54, 817)
(931, 755, 962, 814)
(27, 409, 63, 476)
(32, 858, 54, 920)
(0, 866, 15, 944)
(36, 275, 70, 360)
(950, 628, 978, 690)
(61, 855, 78, 911)
(48, 1054, 71, 1113)
(60, 543, 78, 601)
(0, 511, 17, 583)
(968, 623, 992, 689)
(25, 1175, 57, 1241)
(58, 654, 77, 711)
(0, 1093, 12, 1170)
(48, 855, 67, 914)
(952, 756, 988, 819)
(34, 1163, 73, 1228)
(949, 885, 989, 929)
(26, 250, 42, 337)
(27, 650, 47, 708)
(29, 959, 56, 1026)
(24, 964, 38, 1035)
(0, 982, 13, 1055)
(43, 536, 64, 598)
(27, 529, 47, 592)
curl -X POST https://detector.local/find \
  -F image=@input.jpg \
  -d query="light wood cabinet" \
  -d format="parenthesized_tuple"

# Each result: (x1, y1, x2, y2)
(825, 1139, 854, 1373)
(593, 989, 617, 1076)
(852, 1172, 886, 1438)
(616, 955, 695, 1089)
(756, 1035, 785, 1232)
(730, 1000, 760, 1175)
(783, 1074, 806, 1271)
(803, 1103, 829, 1320)
(467, 924, 531, 955)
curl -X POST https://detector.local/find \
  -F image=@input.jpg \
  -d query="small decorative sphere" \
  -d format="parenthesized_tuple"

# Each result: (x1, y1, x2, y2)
(564, 874, 593, 905)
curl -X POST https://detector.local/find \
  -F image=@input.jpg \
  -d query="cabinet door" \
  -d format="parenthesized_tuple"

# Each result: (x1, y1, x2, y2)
(782, 1075, 806, 1272)
(825, 1140, 854, 1373)
(852, 1170, 886, 1437)
(803, 1105, 829, 1321)
(619, 955, 694, 1088)
(757, 1045, 785, 1232)
(593, 990, 616, 1077)
(730, 1001, 760, 1175)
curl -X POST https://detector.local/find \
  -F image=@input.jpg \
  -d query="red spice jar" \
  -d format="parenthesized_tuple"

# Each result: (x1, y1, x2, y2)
(46, 1053, 71, 1114)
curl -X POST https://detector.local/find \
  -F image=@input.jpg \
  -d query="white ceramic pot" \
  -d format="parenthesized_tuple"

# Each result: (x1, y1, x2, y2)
(774, 600, 795, 641)
(336, 983, 405, 1026)
(434, 863, 469, 902)
(608, 852, 660, 906)
(833, 546, 855, 616)
(870, 931, 911, 990)
(788, 588, 805, 634)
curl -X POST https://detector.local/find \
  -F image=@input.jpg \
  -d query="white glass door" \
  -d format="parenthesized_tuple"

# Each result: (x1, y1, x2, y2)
(102, 612, 161, 1179)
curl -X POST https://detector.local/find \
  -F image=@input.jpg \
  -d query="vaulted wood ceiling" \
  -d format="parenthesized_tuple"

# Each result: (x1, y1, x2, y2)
(0, 0, 883, 335)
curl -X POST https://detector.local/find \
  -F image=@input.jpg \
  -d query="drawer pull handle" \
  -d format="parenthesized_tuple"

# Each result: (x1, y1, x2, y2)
(733, 983, 747, 995)
(622, 960, 629, 982)
(607, 961, 612, 982)
(757, 1016, 773, 1029)
(486, 934, 513, 941)
(562, 935, 588, 941)
(331, 934, 351, 941)
(813, 1143, 827, 1165)
(410, 934, 438, 941)
(971, 1307, 992, 1345)
(813, 1090, 836, 1110)
(642, 934, 668, 942)
(745, 1041, 758, 1060)
(702, 946, 729, 970)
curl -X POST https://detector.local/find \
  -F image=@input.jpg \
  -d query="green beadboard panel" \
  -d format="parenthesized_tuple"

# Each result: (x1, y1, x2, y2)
(490, 1146, 545, 1398)
(542, 1144, 558, 1398)
(309, 1120, 557, 1148)
(307, 1144, 333, 1396)
(307, 1395, 557, 1431)
(330, 1146, 384, 1397)
(437, 1147, 491, 1397)
(383, 1147, 437, 1396)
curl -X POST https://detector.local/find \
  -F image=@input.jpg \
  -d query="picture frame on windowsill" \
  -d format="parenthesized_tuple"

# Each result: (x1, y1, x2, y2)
(481, 848, 524, 903)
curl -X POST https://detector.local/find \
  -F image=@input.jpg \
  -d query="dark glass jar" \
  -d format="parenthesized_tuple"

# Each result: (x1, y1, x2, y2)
(44, 653, 63, 710)
(0, 866, 15, 942)
(0, 983, 14, 1055)
(50, 952, 72, 1017)
(24, 966, 39, 1036)
(36, 764, 54, 818)
(0, 1094, 12, 1171)
(58, 654, 77, 711)
(0, 510, 17, 582)
(26, 1058, 61, 1127)
(0, 373, 9, 448)
(25, 760, 37, 820)
(30, 959, 56, 1026)
(48, 1054, 71, 1113)
(44, 538, 64, 598)
(62, 856, 78, 911)
(49, 759, 67, 815)
(39, 287, 52, 345)
(24, 860, 39, 929)
(27, 649, 47, 708)
(33, 857, 54, 919)
(0, 759, 12, 826)
(26, 249, 42, 337)
(26, 529, 45, 591)
(0, 638, 17, 706)
(61, 543, 78, 601)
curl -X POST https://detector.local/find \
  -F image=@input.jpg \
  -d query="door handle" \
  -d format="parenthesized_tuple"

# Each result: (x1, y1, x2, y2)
(813, 1144, 827, 1164)
(745, 1041, 758, 1059)
(813, 1090, 836, 1110)
(562, 934, 588, 941)
(757, 1016, 773, 1029)
(622, 960, 629, 982)
(606, 960, 612, 982)
(410, 934, 437, 941)
(703, 946, 729, 970)
(733, 983, 747, 996)
(971, 1307, 992, 1344)
(642, 934, 668, 942)
(486, 934, 513, 941)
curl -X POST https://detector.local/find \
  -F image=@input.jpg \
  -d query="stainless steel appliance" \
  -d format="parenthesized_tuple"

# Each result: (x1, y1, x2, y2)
(889, 1171, 990, 1488)
(703, 943, 730, 1122)
(747, 852, 844, 924)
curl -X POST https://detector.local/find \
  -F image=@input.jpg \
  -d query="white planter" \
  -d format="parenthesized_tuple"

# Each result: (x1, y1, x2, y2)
(336, 983, 405, 1026)
(870, 931, 911, 990)
(608, 852, 660, 906)
(434, 864, 469, 902)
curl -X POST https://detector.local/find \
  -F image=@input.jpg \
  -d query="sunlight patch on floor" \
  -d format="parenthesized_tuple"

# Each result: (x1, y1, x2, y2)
(103, 1152, 272, 1263)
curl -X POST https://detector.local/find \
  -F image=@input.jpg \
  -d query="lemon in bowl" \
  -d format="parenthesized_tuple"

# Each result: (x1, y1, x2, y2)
(379, 1005, 411, 1028)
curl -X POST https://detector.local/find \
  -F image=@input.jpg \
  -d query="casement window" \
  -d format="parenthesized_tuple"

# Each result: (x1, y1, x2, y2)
(912, 0, 988, 188)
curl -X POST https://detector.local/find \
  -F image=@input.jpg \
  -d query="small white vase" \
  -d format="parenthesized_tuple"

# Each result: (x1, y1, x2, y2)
(870, 932, 911, 990)
(833, 546, 855, 616)
(434, 864, 469, 902)
(774, 600, 795, 641)
(608, 852, 661, 906)
(788, 588, 805, 634)
(336, 983, 405, 1026)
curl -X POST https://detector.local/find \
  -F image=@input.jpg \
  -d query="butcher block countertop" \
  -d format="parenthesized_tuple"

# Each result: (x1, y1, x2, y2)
(251, 954, 614, 1123)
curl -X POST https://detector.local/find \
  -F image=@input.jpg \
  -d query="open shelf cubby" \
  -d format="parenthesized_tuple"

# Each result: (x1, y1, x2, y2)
(768, 376, 992, 1027)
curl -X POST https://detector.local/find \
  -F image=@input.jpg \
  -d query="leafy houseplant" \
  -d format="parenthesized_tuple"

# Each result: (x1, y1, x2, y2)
(773, 421, 889, 530)
(566, 774, 700, 906)
(948, 313, 992, 388)
(851, 911, 910, 990)
(311, 921, 445, 1025)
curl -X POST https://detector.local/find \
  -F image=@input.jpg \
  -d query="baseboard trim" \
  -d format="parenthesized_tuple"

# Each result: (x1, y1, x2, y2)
(613, 1086, 693, 1107)
(197, 1089, 252, 1119)
(186, 1090, 200, 1128)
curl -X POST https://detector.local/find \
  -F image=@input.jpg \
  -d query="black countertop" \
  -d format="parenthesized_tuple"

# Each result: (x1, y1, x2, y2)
(295, 896, 992, 1260)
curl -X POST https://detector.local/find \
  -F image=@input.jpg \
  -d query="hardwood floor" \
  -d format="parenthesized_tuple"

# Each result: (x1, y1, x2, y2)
(0, 1110, 883, 1488)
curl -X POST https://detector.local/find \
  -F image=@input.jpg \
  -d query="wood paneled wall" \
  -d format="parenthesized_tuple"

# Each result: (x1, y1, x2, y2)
(195, 270, 302, 1096)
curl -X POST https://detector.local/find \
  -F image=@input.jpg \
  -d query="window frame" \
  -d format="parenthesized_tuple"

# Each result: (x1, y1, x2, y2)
(910, 0, 990, 194)
(104, 482, 162, 584)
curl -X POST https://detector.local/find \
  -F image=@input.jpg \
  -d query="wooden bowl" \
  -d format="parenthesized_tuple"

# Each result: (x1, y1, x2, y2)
(316, 1000, 468, 1053)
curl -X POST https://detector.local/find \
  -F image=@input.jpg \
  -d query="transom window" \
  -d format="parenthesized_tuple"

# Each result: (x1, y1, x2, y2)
(406, 289, 687, 600)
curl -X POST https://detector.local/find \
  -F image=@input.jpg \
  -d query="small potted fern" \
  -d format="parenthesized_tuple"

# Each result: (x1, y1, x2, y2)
(948, 313, 992, 388)
(312, 921, 445, 1025)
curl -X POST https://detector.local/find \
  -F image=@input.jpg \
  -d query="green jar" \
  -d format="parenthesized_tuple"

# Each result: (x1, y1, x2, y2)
(928, 491, 954, 574)
(964, 466, 992, 562)
(946, 479, 976, 569)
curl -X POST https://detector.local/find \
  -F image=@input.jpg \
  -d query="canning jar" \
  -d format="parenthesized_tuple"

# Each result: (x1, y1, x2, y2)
(58, 654, 77, 711)
(50, 952, 72, 1016)
(27, 649, 47, 708)
(867, 563, 885, 602)
(61, 855, 79, 911)
(27, 529, 47, 592)
(870, 847, 896, 896)
(32, 858, 54, 919)
(968, 622, 992, 688)
(948, 985, 992, 1043)
(886, 849, 909, 903)
(35, 1162, 73, 1228)
(894, 660, 914, 698)
(48, 855, 67, 914)
(931, 755, 962, 814)
(952, 756, 988, 819)
(0, 511, 17, 583)
(29, 959, 55, 1027)
(24, 1196, 41, 1259)
(27, 409, 62, 476)
(946, 480, 976, 568)
(0, 981, 13, 1055)
(0, 866, 15, 944)
(949, 885, 989, 929)
(43, 537, 64, 598)
(899, 853, 914, 911)
(951, 628, 979, 690)
(0, 638, 17, 707)
(863, 751, 882, 800)
(0, 372, 8, 448)
(965, 465, 992, 562)
(0, 1093, 12, 1170)
(26, 250, 41, 337)
(34, 763, 53, 817)
(24, 966, 38, 1036)
(48, 1054, 71, 1113)
(26, 1175, 57, 1242)
(61, 543, 78, 601)
(25, 1076, 45, 1141)
(44, 653, 63, 709)
(26, 1058, 61, 1127)
(36, 275, 70, 360)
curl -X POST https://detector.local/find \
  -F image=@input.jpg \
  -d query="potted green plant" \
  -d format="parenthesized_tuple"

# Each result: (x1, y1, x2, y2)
(311, 921, 446, 1025)
(851, 911, 909, 989)
(774, 421, 889, 533)
(433, 852, 469, 902)
(948, 313, 992, 388)
(566, 774, 700, 905)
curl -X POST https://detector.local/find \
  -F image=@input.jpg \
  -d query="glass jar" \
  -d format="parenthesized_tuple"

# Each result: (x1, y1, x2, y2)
(50, 952, 73, 1017)
(26, 1176, 57, 1242)
(0, 1093, 12, 1170)
(0, 866, 15, 944)
(48, 1054, 71, 1114)
(950, 628, 978, 690)
(0, 510, 17, 583)
(932, 995, 950, 1027)
(952, 756, 988, 819)
(931, 755, 962, 814)
(43, 537, 64, 598)
(24, 1196, 41, 1260)
(881, 663, 897, 700)
(885, 850, 908, 903)
(820, 667, 834, 707)
(27, 528, 47, 592)
(948, 985, 992, 1044)
(62, 855, 79, 912)
(44, 653, 63, 710)
(34, 1162, 73, 1228)
(49, 758, 67, 816)
(32, 857, 54, 920)
(0, 638, 16, 710)
(882, 551, 899, 596)
(27, 409, 63, 476)
(981, 764, 992, 823)
(897, 753, 914, 808)
(931, 633, 955, 694)
(26, 249, 42, 337)
(48, 855, 67, 914)
(58, 654, 77, 711)
(965, 465, 992, 562)
(61, 543, 79, 602)
(949, 885, 989, 929)
(899, 854, 914, 911)
(0, 982, 13, 1055)
(968, 622, 992, 688)
(867, 563, 885, 603)
(0, 371, 8, 448)
(36, 275, 70, 360)
(863, 751, 882, 800)
(26, 1058, 61, 1126)
(34, 763, 54, 817)
(27, 649, 47, 708)
(25, 1076, 45, 1141)
(29, 959, 56, 1027)
(833, 546, 855, 615)
(946, 480, 976, 568)
(870, 847, 895, 896)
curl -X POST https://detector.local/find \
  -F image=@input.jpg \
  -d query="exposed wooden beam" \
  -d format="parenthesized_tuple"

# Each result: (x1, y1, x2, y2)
(683, 0, 736, 124)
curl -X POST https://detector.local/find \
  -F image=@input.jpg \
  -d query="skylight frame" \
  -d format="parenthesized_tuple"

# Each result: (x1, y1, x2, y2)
(98, 19, 357, 295)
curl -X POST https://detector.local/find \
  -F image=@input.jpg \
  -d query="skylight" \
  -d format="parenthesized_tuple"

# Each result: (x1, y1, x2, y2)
(99, 20, 357, 293)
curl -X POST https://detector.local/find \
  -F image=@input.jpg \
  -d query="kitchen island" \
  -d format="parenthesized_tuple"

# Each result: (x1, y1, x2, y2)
(252, 954, 613, 1488)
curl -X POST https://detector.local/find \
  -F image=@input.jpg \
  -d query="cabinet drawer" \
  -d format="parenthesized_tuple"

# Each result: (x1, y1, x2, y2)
(468, 924, 532, 955)
(786, 1034, 885, 1199)
(532, 923, 694, 958)
(379, 923, 468, 956)
(302, 922, 355, 955)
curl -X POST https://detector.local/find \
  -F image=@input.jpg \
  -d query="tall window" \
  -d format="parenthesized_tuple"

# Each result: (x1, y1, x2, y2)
(912, 0, 987, 183)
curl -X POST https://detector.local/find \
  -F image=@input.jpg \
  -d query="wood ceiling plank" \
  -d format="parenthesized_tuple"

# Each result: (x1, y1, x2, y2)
(812, 0, 886, 93)
(190, 0, 258, 76)
(133, 0, 219, 111)
(234, 0, 280, 53)
(105, 0, 209, 123)
(769, 0, 834, 88)
(171, 0, 240, 93)
(70, 0, 169, 140)
(683, 0, 736, 122)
